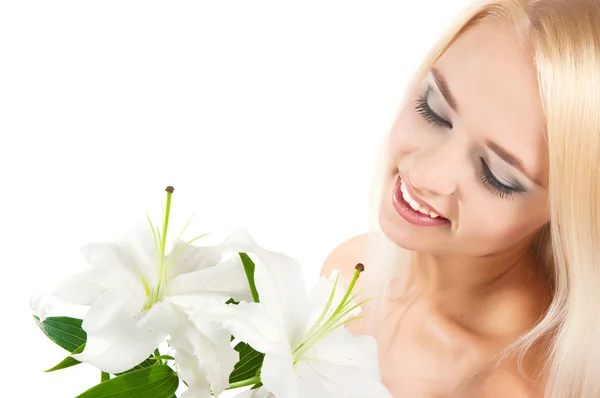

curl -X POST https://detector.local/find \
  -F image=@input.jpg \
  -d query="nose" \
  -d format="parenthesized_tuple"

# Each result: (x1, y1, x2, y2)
(407, 137, 463, 197)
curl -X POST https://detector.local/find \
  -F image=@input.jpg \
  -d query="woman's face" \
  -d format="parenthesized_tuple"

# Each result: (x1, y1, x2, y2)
(379, 20, 549, 258)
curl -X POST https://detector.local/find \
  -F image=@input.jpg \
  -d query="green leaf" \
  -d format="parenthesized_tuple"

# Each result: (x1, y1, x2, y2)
(228, 342, 264, 384)
(34, 315, 86, 353)
(76, 364, 179, 398)
(239, 252, 260, 303)
(45, 343, 85, 372)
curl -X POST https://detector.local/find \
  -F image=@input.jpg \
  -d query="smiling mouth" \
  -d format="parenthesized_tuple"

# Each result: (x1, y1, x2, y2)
(392, 175, 450, 226)
(399, 178, 442, 219)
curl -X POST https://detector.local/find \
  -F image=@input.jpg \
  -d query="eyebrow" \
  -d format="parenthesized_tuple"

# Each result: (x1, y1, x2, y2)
(486, 140, 540, 185)
(430, 68, 542, 186)
(431, 68, 458, 112)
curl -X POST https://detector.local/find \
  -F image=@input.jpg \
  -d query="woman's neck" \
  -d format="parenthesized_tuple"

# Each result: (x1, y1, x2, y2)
(394, 244, 552, 339)
(406, 241, 547, 307)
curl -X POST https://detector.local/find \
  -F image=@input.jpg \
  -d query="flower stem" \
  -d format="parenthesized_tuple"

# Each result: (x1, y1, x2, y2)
(101, 371, 110, 382)
(227, 376, 261, 389)
(152, 355, 175, 361)
(153, 348, 163, 364)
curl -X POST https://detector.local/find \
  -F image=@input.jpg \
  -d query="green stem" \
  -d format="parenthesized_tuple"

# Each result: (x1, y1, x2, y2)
(153, 348, 162, 364)
(152, 355, 175, 361)
(227, 376, 261, 390)
(101, 371, 110, 382)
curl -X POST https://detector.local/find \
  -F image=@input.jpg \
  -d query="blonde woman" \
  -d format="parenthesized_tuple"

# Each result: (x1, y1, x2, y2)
(322, 0, 600, 397)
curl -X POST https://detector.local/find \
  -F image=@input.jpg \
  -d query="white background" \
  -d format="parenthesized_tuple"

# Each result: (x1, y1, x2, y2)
(1, 1, 470, 396)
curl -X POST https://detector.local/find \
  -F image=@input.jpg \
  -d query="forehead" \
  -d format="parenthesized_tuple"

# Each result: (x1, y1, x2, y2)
(433, 21, 548, 182)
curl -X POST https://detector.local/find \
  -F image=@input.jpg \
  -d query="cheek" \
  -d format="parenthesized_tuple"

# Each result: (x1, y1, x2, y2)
(461, 201, 547, 251)
(482, 220, 528, 246)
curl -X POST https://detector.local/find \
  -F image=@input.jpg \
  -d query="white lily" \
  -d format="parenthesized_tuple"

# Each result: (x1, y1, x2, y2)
(31, 186, 253, 398)
(195, 229, 392, 398)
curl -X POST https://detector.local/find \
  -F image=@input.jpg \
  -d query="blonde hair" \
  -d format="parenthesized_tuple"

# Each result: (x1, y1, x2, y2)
(364, 0, 600, 397)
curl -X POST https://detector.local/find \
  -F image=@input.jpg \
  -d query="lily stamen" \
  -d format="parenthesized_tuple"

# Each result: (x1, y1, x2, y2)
(146, 186, 175, 309)
(292, 263, 365, 362)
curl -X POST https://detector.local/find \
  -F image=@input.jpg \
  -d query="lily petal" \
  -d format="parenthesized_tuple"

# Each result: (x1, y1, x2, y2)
(167, 238, 226, 278)
(293, 361, 332, 397)
(305, 360, 392, 398)
(234, 387, 275, 398)
(167, 256, 252, 304)
(52, 272, 107, 305)
(221, 228, 309, 346)
(301, 328, 391, 398)
(164, 293, 226, 314)
(171, 348, 211, 398)
(259, 351, 298, 398)
(81, 222, 158, 290)
(233, 388, 272, 398)
(30, 291, 58, 322)
(304, 328, 380, 373)
(169, 312, 238, 397)
(73, 288, 177, 374)
(193, 301, 288, 355)
(30, 271, 106, 321)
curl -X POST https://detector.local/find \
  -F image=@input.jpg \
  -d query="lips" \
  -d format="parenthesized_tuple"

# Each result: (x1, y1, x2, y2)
(391, 173, 450, 227)
(397, 172, 447, 219)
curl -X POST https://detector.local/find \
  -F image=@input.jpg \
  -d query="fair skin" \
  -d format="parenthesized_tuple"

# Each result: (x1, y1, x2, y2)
(322, 20, 553, 398)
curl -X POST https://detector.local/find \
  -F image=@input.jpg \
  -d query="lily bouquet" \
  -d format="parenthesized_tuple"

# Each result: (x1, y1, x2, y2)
(31, 186, 391, 398)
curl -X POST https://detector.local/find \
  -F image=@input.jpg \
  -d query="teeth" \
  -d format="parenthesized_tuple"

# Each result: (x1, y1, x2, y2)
(409, 200, 421, 211)
(400, 181, 442, 219)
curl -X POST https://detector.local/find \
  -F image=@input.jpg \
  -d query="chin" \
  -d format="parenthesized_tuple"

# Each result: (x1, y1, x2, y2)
(378, 199, 429, 252)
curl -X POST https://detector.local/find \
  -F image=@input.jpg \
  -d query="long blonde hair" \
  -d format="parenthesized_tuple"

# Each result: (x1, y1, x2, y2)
(364, 0, 600, 397)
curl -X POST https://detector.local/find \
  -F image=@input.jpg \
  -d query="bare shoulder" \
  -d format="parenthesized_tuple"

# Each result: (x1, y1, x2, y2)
(481, 365, 546, 398)
(478, 335, 549, 398)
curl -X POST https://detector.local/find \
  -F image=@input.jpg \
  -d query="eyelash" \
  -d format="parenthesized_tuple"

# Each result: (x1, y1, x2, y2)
(414, 93, 520, 200)
(415, 94, 452, 129)
(479, 158, 518, 199)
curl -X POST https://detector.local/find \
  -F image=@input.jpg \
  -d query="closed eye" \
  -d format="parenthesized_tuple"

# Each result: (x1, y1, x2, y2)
(479, 158, 524, 199)
(415, 93, 453, 129)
